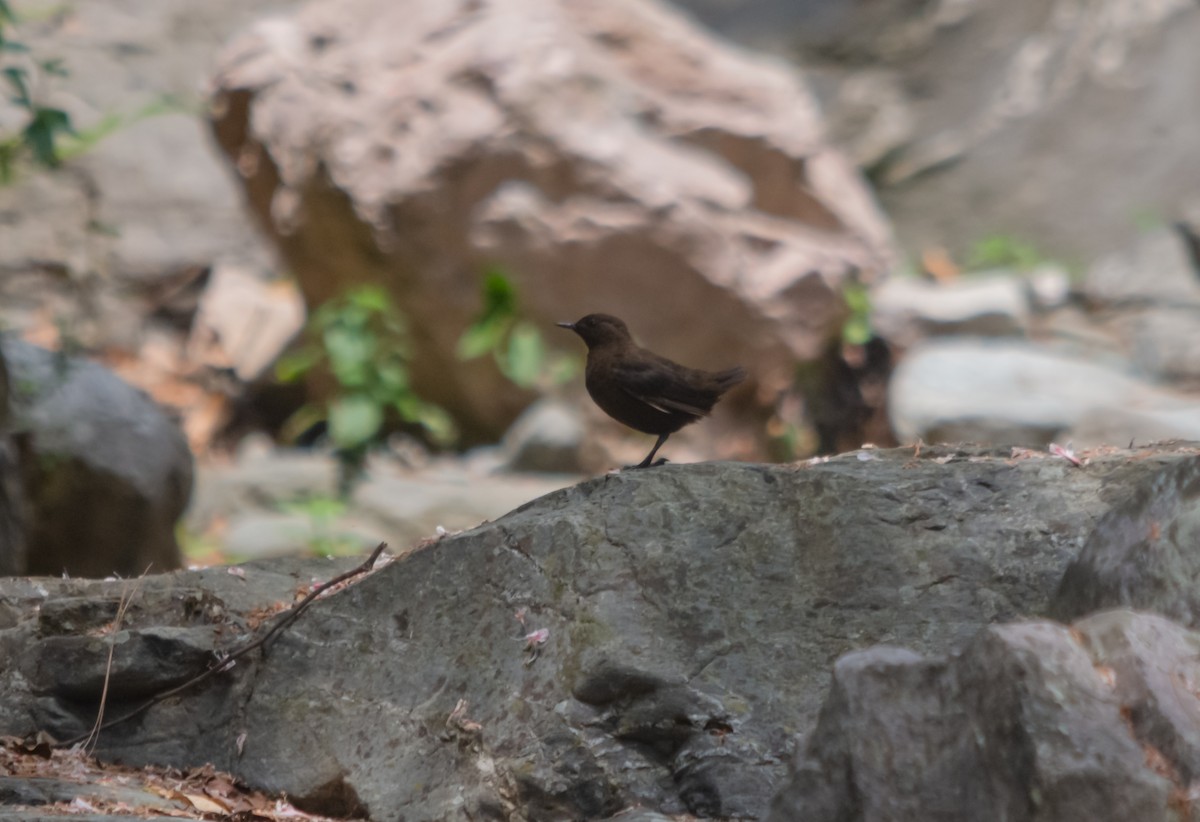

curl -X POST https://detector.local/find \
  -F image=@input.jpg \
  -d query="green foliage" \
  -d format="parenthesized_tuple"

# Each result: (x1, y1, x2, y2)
(277, 285, 456, 454)
(457, 266, 580, 388)
(841, 283, 873, 346)
(967, 234, 1045, 272)
(0, 5, 76, 182)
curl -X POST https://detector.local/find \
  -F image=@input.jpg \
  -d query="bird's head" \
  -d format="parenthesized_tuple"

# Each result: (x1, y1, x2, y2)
(556, 313, 633, 349)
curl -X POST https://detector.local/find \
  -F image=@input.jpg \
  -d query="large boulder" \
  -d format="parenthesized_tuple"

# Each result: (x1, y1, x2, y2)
(208, 0, 896, 444)
(4, 338, 193, 577)
(1, 445, 1196, 819)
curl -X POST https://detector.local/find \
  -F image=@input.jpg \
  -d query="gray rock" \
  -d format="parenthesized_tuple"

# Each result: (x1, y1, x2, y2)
(1075, 610, 1200, 784)
(0, 435, 25, 576)
(501, 399, 586, 474)
(1053, 453, 1200, 627)
(30, 626, 218, 701)
(1, 446, 1196, 819)
(4, 338, 192, 576)
(1072, 405, 1200, 449)
(888, 338, 1196, 446)
(0, 348, 26, 576)
(1084, 228, 1200, 307)
(1126, 308, 1200, 383)
(871, 274, 1030, 347)
(768, 617, 1175, 822)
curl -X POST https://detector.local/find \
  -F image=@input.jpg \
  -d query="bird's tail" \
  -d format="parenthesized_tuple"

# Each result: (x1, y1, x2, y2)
(714, 366, 748, 393)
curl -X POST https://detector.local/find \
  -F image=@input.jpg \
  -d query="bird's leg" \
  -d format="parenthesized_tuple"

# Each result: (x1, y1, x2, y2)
(630, 433, 670, 469)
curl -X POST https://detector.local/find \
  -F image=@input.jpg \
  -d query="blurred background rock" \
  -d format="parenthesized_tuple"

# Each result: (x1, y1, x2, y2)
(0, 0, 1196, 571)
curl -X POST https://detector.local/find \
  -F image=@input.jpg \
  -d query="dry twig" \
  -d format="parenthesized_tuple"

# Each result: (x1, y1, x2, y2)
(82, 570, 149, 754)
(57, 542, 388, 748)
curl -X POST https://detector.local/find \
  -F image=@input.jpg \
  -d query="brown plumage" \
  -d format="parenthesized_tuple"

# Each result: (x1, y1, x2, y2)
(557, 313, 747, 468)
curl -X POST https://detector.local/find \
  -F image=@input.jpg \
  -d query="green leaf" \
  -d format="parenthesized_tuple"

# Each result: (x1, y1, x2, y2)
(347, 284, 392, 314)
(323, 325, 375, 387)
(39, 57, 67, 77)
(502, 322, 545, 388)
(456, 316, 509, 360)
(413, 402, 458, 446)
(374, 360, 409, 394)
(480, 268, 517, 317)
(843, 315, 872, 346)
(841, 284, 873, 346)
(0, 1, 14, 24)
(328, 394, 384, 450)
(0, 38, 29, 53)
(3, 66, 30, 106)
(279, 403, 326, 444)
(967, 234, 1043, 272)
(23, 106, 74, 167)
(275, 347, 320, 383)
(0, 138, 18, 184)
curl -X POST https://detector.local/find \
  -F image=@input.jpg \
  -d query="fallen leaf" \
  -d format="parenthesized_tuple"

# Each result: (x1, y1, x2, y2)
(184, 791, 230, 813)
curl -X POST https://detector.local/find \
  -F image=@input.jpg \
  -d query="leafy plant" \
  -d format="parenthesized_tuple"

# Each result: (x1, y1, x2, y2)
(841, 283, 873, 346)
(967, 234, 1045, 272)
(0, 1, 76, 182)
(457, 267, 579, 388)
(277, 284, 456, 457)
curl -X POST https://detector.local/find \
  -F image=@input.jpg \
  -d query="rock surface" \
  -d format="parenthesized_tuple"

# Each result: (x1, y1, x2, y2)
(1, 445, 1197, 819)
(768, 611, 1194, 822)
(5, 338, 193, 576)
(1053, 454, 1200, 627)
(209, 0, 896, 443)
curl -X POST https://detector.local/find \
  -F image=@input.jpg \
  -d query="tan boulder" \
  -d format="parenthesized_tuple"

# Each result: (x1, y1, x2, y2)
(209, 0, 896, 445)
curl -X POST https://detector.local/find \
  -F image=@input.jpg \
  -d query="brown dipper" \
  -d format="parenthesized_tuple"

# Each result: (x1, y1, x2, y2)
(557, 313, 747, 468)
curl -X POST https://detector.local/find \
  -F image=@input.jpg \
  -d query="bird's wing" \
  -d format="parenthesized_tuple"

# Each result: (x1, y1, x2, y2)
(611, 358, 713, 418)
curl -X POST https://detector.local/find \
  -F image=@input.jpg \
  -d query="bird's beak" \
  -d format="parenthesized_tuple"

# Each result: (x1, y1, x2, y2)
(556, 322, 574, 330)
